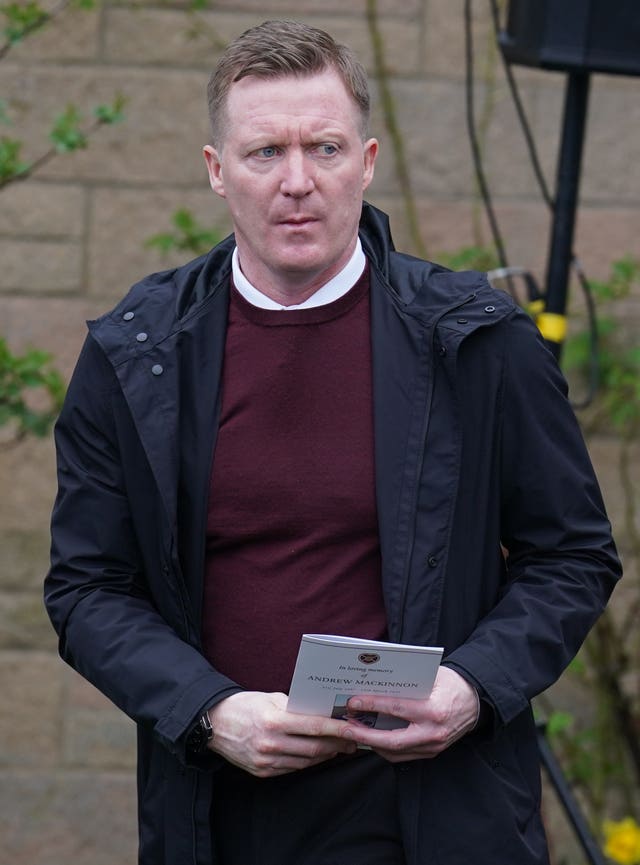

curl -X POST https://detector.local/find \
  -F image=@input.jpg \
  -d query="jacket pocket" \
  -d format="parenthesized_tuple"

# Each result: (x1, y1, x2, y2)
(407, 734, 547, 865)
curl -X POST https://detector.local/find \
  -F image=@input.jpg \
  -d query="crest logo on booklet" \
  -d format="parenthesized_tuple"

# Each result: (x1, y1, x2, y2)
(358, 652, 380, 665)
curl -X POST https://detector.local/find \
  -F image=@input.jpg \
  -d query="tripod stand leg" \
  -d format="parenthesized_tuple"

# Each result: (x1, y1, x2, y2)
(537, 723, 607, 865)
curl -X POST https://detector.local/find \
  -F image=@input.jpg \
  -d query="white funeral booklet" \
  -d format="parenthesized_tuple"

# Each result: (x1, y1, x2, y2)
(287, 634, 443, 730)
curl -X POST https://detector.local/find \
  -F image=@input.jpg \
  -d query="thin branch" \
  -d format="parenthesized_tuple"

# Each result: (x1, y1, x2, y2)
(0, 0, 71, 61)
(585, 614, 640, 788)
(365, 0, 426, 258)
(619, 434, 640, 635)
(471, 3, 500, 248)
(0, 114, 103, 189)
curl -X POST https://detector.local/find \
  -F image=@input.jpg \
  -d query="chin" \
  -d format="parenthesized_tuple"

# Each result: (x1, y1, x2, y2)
(276, 252, 327, 274)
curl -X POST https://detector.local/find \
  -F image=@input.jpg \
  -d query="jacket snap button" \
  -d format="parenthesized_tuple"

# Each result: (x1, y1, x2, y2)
(427, 556, 437, 568)
(151, 364, 163, 376)
(457, 318, 468, 324)
(136, 332, 148, 342)
(123, 311, 134, 321)
(484, 305, 496, 314)
(438, 346, 446, 357)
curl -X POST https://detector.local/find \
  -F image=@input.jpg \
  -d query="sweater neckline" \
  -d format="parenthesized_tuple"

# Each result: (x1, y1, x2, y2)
(230, 264, 370, 327)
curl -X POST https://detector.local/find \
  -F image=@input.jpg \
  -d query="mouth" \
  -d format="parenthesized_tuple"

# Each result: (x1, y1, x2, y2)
(278, 216, 319, 226)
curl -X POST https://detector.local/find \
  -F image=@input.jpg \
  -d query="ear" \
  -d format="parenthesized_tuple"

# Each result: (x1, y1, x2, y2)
(361, 138, 379, 191)
(203, 144, 226, 198)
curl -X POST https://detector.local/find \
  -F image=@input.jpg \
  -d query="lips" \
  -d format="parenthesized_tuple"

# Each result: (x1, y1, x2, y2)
(278, 216, 319, 225)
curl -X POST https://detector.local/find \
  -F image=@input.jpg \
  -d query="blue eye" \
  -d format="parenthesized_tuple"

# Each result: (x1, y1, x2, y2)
(258, 146, 278, 158)
(320, 144, 338, 155)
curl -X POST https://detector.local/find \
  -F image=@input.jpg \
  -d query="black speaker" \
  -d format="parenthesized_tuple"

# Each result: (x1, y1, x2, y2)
(499, 0, 640, 76)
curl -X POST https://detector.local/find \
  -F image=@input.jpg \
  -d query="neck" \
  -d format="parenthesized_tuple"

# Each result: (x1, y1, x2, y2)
(232, 240, 366, 310)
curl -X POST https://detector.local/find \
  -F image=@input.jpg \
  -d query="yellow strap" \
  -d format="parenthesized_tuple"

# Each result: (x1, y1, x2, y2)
(536, 312, 568, 344)
(526, 299, 545, 316)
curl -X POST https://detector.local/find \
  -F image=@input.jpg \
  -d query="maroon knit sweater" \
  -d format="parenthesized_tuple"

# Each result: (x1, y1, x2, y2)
(201, 267, 388, 694)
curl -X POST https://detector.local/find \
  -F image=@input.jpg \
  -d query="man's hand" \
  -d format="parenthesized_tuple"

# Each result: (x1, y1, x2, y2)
(207, 691, 357, 777)
(342, 666, 480, 761)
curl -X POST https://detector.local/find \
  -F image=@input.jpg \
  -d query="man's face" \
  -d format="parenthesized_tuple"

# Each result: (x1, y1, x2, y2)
(203, 68, 378, 304)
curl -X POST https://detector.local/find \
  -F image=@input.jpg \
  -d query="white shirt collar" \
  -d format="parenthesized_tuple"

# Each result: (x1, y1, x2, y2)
(231, 239, 366, 310)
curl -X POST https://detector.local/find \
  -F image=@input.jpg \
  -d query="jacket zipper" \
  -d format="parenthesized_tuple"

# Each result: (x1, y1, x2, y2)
(396, 292, 478, 641)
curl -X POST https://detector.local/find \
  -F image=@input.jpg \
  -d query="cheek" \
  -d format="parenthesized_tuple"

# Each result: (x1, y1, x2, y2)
(339, 169, 368, 199)
(235, 183, 271, 211)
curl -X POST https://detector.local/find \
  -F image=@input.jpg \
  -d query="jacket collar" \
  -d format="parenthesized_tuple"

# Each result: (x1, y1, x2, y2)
(90, 201, 513, 365)
(359, 202, 513, 329)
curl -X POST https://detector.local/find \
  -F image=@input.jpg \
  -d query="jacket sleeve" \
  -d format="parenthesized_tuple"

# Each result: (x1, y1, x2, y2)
(44, 336, 242, 763)
(444, 309, 622, 726)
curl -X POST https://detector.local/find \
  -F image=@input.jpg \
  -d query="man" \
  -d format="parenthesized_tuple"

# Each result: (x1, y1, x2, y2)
(45, 19, 621, 865)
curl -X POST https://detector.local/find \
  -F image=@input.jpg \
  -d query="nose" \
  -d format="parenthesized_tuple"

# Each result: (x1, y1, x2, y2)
(279, 151, 315, 198)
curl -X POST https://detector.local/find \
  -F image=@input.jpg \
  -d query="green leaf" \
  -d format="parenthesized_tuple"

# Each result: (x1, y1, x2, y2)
(0, 337, 66, 440)
(587, 255, 640, 301)
(567, 655, 587, 676)
(546, 711, 574, 738)
(0, 135, 29, 182)
(49, 105, 87, 153)
(146, 208, 222, 256)
(145, 233, 176, 254)
(626, 346, 640, 365)
(93, 93, 126, 125)
(1, 0, 47, 44)
(437, 245, 499, 272)
(173, 208, 195, 231)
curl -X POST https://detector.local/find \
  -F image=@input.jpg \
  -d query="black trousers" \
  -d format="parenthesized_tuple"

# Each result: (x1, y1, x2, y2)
(211, 751, 406, 865)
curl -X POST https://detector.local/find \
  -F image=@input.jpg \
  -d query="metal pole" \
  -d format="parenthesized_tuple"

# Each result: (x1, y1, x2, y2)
(542, 70, 591, 360)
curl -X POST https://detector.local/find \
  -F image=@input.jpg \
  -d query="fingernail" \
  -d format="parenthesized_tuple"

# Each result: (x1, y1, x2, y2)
(349, 699, 362, 710)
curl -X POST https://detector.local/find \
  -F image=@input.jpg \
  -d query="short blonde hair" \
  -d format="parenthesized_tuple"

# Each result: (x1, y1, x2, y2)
(208, 19, 371, 145)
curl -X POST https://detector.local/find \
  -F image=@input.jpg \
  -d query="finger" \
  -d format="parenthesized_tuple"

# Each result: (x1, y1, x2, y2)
(343, 723, 410, 751)
(282, 710, 356, 740)
(253, 749, 347, 777)
(347, 695, 426, 722)
(245, 733, 357, 777)
(228, 748, 342, 778)
(270, 733, 357, 760)
(342, 717, 450, 754)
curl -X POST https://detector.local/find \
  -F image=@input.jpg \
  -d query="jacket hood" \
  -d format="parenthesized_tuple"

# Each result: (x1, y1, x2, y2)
(87, 233, 234, 366)
(359, 202, 507, 322)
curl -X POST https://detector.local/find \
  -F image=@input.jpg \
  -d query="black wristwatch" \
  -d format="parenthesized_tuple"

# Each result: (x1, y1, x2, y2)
(186, 709, 214, 753)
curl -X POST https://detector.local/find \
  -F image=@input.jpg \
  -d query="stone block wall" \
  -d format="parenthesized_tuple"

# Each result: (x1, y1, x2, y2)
(1, 1, 638, 863)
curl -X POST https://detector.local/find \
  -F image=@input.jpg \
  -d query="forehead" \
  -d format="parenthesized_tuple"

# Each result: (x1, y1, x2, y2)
(224, 69, 362, 135)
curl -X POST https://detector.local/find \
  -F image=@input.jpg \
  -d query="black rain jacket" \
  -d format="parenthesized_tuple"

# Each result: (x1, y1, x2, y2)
(45, 203, 621, 864)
